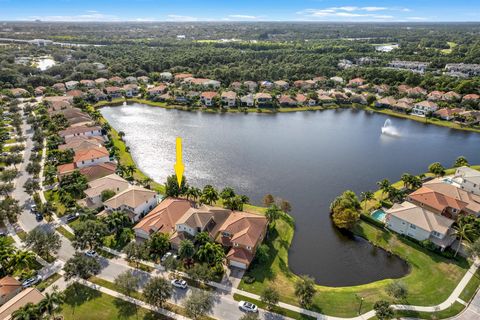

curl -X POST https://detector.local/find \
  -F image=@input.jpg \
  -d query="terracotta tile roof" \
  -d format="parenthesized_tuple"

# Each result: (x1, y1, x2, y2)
(226, 247, 254, 265)
(423, 180, 480, 214)
(254, 93, 272, 99)
(105, 86, 122, 94)
(408, 186, 468, 213)
(64, 135, 104, 145)
(201, 91, 218, 99)
(463, 94, 480, 101)
(0, 276, 21, 299)
(66, 90, 85, 97)
(278, 95, 296, 105)
(57, 163, 76, 175)
(95, 78, 108, 84)
(221, 91, 237, 99)
(60, 139, 103, 152)
(134, 198, 193, 235)
(148, 85, 167, 93)
(415, 100, 438, 109)
(0, 288, 44, 320)
(217, 211, 267, 248)
(74, 146, 109, 163)
(295, 93, 307, 103)
(435, 108, 464, 118)
(59, 125, 102, 137)
(79, 162, 117, 181)
(174, 73, 193, 80)
(109, 76, 124, 83)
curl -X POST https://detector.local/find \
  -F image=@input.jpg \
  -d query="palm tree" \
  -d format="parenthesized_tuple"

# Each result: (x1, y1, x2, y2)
(103, 211, 131, 236)
(7, 250, 36, 274)
(200, 185, 219, 205)
(11, 302, 40, 320)
(453, 220, 475, 257)
(196, 242, 225, 265)
(39, 290, 64, 319)
(125, 164, 136, 177)
(360, 191, 374, 212)
(187, 187, 202, 202)
(377, 179, 391, 198)
(401, 173, 413, 190)
(141, 177, 153, 188)
(265, 205, 282, 228)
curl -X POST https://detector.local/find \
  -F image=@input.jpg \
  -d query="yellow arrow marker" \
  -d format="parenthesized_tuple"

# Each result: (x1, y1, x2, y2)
(174, 137, 184, 187)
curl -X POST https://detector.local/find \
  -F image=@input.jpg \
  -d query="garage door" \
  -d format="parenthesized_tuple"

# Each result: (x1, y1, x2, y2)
(229, 260, 247, 269)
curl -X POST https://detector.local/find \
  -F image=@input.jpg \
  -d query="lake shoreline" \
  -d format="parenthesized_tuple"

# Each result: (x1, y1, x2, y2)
(94, 97, 480, 134)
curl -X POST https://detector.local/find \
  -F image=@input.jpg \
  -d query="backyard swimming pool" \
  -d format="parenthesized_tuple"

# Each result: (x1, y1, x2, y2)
(371, 209, 387, 223)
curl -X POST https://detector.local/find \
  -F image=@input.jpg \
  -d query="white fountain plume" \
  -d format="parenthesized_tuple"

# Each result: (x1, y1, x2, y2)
(381, 119, 400, 137)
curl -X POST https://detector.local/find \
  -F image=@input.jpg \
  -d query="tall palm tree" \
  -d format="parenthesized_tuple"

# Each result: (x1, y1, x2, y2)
(141, 177, 153, 188)
(200, 185, 219, 205)
(453, 220, 475, 257)
(360, 191, 374, 212)
(377, 179, 391, 198)
(196, 242, 225, 265)
(7, 250, 36, 274)
(265, 205, 281, 228)
(11, 302, 40, 320)
(39, 290, 64, 319)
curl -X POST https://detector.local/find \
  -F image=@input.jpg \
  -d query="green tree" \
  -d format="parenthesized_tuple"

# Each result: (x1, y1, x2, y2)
(165, 174, 188, 197)
(11, 302, 41, 320)
(101, 189, 116, 202)
(185, 186, 202, 201)
(360, 191, 374, 212)
(143, 277, 172, 309)
(123, 241, 147, 267)
(194, 232, 212, 247)
(23, 178, 40, 196)
(183, 290, 214, 320)
(72, 219, 108, 250)
(454, 156, 469, 167)
(261, 286, 280, 310)
(263, 194, 275, 207)
(254, 244, 270, 264)
(386, 281, 408, 301)
(294, 275, 316, 307)
(25, 226, 61, 259)
(186, 263, 213, 284)
(330, 190, 361, 230)
(453, 220, 475, 257)
(265, 204, 282, 228)
(147, 232, 171, 262)
(64, 253, 101, 280)
(377, 179, 391, 198)
(280, 199, 292, 213)
(428, 162, 446, 177)
(114, 270, 141, 297)
(373, 300, 395, 320)
(38, 290, 64, 319)
(200, 185, 219, 205)
(196, 242, 225, 265)
(178, 239, 195, 261)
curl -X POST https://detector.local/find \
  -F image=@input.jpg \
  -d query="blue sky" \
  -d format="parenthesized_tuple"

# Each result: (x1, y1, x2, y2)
(0, 0, 479, 22)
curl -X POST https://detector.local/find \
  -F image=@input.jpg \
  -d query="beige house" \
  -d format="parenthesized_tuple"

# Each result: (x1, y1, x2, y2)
(0, 288, 44, 320)
(221, 91, 237, 107)
(454, 167, 480, 196)
(80, 174, 130, 208)
(103, 186, 158, 222)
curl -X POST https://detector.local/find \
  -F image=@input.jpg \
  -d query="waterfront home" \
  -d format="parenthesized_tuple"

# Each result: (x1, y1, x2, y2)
(331, 92, 349, 103)
(88, 88, 108, 102)
(350, 94, 368, 105)
(137, 76, 150, 83)
(375, 97, 396, 108)
(278, 95, 297, 107)
(317, 94, 335, 104)
(53, 107, 90, 121)
(373, 84, 390, 94)
(52, 83, 67, 92)
(330, 76, 344, 84)
(0, 288, 44, 320)
(59, 125, 102, 140)
(44, 95, 74, 107)
(274, 80, 289, 90)
(434, 108, 464, 121)
(80, 79, 96, 88)
(103, 185, 158, 222)
(73, 146, 110, 169)
(123, 84, 139, 97)
(147, 85, 167, 96)
(46, 101, 72, 113)
(456, 110, 480, 125)
(221, 91, 237, 107)
(9, 88, 29, 98)
(59, 135, 104, 152)
(34, 86, 45, 96)
(126, 76, 137, 84)
(159, 72, 172, 81)
(105, 86, 123, 98)
(385, 201, 455, 250)
(0, 276, 22, 306)
(443, 91, 462, 101)
(134, 198, 194, 240)
(66, 90, 86, 99)
(427, 91, 445, 101)
(243, 81, 258, 92)
(463, 94, 480, 102)
(200, 91, 218, 107)
(65, 80, 79, 90)
(79, 162, 117, 182)
(406, 86, 427, 97)
(347, 78, 365, 87)
(109, 76, 124, 85)
(412, 101, 438, 117)
(174, 73, 193, 81)
(240, 94, 254, 107)
(254, 93, 273, 107)
(454, 167, 480, 196)
(392, 101, 413, 113)
(95, 78, 108, 87)
(80, 174, 130, 209)
(296, 93, 316, 106)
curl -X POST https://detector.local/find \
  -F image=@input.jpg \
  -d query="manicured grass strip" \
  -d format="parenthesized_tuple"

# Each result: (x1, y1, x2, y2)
(61, 283, 172, 320)
(56, 226, 74, 241)
(459, 269, 480, 302)
(233, 293, 316, 320)
(127, 260, 154, 272)
(36, 273, 62, 292)
(16, 230, 27, 241)
(395, 302, 465, 319)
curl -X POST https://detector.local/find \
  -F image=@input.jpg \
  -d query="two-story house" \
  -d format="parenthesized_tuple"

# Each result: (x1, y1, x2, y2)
(412, 100, 438, 117)
(73, 146, 110, 169)
(103, 186, 158, 222)
(454, 167, 480, 196)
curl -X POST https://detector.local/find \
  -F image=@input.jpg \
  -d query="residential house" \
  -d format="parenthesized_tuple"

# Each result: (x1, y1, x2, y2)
(317, 94, 335, 104)
(350, 94, 368, 105)
(331, 92, 350, 103)
(254, 93, 273, 107)
(65, 81, 79, 90)
(434, 108, 464, 121)
(59, 125, 102, 140)
(386, 201, 455, 249)
(0, 277, 22, 306)
(412, 101, 438, 117)
(74, 146, 110, 169)
(52, 83, 66, 92)
(375, 97, 396, 108)
(9, 88, 28, 98)
(392, 101, 413, 113)
(443, 91, 462, 101)
(79, 162, 117, 182)
(406, 86, 427, 97)
(137, 76, 150, 83)
(296, 93, 315, 106)
(134, 198, 194, 240)
(388, 60, 428, 73)
(240, 94, 254, 107)
(243, 81, 258, 92)
(95, 78, 108, 87)
(34, 86, 45, 96)
(123, 84, 139, 98)
(454, 167, 480, 196)
(348, 78, 365, 87)
(80, 80, 96, 88)
(147, 85, 167, 96)
(278, 95, 297, 107)
(230, 82, 242, 91)
(427, 91, 445, 101)
(174, 73, 193, 82)
(80, 174, 130, 209)
(159, 72, 173, 81)
(125, 76, 137, 84)
(66, 90, 86, 99)
(456, 110, 480, 125)
(109, 76, 124, 85)
(200, 91, 218, 107)
(260, 81, 273, 90)
(221, 91, 237, 107)
(329, 76, 344, 84)
(0, 288, 44, 320)
(463, 94, 480, 102)
(59, 135, 104, 152)
(103, 186, 158, 222)
(273, 80, 289, 90)
(88, 88, 108, 102)
(105, 86, 123, 99)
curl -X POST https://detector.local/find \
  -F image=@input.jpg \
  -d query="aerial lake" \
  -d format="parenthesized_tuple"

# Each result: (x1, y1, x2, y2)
(101, 103, 480, 286)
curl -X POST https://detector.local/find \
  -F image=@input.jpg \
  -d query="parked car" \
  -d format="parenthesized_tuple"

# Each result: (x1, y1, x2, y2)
(66, 212, 79, 223)
(238, 301, 258, 313)
(30, 204, 37, 213)
(22, 275, 42, 288)
(171, 279, 188, 289)
(0, 231, 6, 237)
(35, 213, 43, 221)
(85, 250, 97, 258)
(161, 252, 172, 262)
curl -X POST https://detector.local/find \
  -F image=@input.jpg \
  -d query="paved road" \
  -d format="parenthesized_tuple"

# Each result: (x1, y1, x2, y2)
(451, 290, 480, 320)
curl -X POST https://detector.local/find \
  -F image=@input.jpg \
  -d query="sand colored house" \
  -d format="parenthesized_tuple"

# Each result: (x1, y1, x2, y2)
(80, 174, 130, 208)
(73, 146, 110, 169)
(59, 125, 102, 140)
(454, 167, 480, 196)
(103, 185, 158, 222)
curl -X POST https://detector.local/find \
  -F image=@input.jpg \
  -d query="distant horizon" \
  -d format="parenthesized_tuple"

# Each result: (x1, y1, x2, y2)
(1, 0, 479, 23)
(1, 20, 480, 24)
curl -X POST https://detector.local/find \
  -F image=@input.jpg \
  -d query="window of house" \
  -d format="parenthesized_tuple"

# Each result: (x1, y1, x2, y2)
(410, 224, 416, 229)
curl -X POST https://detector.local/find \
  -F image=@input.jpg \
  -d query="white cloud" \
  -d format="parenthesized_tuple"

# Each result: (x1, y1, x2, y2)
(166, 14, 199, 21)
(406, 16, 429, 21)
(362, 7, 387, 12)
(27, 12, 121, 22)
(228, 14, 260, 20)
(297, 5, 410, 21)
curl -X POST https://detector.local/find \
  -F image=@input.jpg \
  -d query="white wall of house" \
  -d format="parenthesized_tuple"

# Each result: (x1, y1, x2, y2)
(386, 215, 431, 241)
(75, 155, 110, 169)
(175, 223, 197, 237)
(64, 129, 102, 140)
(132, 196, 158, 222)
(222, 98, 236, 107)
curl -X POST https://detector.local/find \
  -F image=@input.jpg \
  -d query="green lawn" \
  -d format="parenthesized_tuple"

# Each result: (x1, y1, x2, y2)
(44, 190, 67, 216)
(36, 273, 62, 292)
(56, 226, 75, 241)
(239, 213, 470, 317)
(395, 302, 465, 319)
(61, 283, 171, 320)
(460, 269, 480, 302)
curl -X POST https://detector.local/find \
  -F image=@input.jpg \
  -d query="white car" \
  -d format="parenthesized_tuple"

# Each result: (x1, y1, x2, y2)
(171, 279, 188, 289)
(85, 250, 98, 258)
(161, 252, 172, 262)
(238, 301, 258, 313)
(22, 275, 42, 288)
